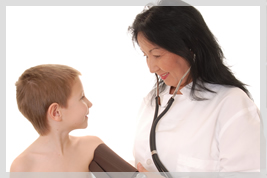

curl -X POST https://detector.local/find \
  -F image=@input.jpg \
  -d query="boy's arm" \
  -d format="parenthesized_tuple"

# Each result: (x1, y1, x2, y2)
(83, 135, 104, 150)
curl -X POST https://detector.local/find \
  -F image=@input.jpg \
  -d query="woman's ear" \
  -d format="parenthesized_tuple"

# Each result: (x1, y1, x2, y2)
(47, 103, 62, 122)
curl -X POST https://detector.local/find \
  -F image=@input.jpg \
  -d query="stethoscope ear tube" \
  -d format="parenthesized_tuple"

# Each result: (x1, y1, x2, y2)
(149, 96, 174, 178)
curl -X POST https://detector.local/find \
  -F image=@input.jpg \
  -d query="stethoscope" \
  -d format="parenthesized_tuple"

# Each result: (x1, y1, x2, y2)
(149, 66, 191, 178)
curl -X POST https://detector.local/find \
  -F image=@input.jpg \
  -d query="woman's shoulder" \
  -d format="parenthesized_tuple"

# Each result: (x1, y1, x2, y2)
(206, 83, 259, 119)
(205, 83, 251, 101)
(198, 83, 258, 115)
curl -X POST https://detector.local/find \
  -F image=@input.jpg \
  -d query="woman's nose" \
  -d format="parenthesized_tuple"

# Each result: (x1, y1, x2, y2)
(146, 57, 160, 73)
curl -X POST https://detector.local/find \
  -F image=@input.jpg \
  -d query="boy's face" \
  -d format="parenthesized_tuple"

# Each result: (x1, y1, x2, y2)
(61, 77, 92, 130)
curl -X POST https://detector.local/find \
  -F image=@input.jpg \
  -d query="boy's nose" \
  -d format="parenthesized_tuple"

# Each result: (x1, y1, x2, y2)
(88, 101, 92, 108)
(86, 98, 93, 108)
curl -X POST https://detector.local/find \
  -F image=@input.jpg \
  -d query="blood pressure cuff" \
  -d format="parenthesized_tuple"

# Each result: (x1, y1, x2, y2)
(89, 143, 138, 178)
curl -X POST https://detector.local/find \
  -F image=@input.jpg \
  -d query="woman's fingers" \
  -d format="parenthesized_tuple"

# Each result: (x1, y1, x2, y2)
(137, 162, 148, 172)
(137, 162, 166, 178)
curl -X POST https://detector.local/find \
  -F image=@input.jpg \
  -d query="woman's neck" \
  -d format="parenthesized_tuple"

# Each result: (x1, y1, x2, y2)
(169, 78, 192, 95)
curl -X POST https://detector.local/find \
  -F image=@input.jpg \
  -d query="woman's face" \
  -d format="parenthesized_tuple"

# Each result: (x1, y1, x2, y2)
(137, 32, 191, 88)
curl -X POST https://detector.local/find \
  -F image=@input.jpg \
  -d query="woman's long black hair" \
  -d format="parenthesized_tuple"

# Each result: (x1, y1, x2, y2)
(128, 0, 251, 101)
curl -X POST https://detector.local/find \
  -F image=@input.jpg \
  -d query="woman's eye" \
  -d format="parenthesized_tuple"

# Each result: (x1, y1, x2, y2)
(154, 55, 160, 58)
(81, 96, 85, 99)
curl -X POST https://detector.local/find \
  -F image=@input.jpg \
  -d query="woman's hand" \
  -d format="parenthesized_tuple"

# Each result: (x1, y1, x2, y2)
(136, 162, 165, 178)
(137, 162, 148, 172)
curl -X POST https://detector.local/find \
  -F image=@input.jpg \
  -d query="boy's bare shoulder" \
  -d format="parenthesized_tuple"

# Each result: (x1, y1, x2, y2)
(71, 135, 104, 150)
(10, 151, 33, 172)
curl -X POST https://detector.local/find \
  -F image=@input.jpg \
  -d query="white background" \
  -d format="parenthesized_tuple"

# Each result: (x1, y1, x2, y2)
(6, 6, 260, 172)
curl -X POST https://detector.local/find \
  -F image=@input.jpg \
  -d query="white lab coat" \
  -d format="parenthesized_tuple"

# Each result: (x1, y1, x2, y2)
(134, 82, 260, 173)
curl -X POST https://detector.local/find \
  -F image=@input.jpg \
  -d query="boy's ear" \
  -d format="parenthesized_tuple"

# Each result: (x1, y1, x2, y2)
(47, 103, 62, 122)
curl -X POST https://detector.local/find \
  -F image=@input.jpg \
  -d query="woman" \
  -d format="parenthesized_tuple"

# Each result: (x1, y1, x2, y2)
(128, 0, 260, 176)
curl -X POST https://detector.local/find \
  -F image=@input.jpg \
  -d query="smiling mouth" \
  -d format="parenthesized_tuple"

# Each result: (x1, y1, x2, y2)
(160, 72, 169, 80)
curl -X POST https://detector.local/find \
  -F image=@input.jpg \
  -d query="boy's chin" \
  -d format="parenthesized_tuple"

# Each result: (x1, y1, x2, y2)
(79, 123, 88, 129)
(82, 122, 88, 129)
(73, 123, 88, 130)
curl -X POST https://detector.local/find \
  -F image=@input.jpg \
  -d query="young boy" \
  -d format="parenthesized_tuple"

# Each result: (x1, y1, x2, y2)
(10, 64, 103, 172)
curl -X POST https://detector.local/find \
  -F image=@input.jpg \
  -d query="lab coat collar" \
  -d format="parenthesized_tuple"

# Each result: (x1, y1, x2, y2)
(159, 80, 218, 107)
(163, 82, 192, 97)
(162, 80, 216, 100)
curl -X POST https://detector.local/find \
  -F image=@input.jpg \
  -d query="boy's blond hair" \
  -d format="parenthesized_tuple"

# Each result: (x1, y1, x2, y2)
(15, 64, 81, 135)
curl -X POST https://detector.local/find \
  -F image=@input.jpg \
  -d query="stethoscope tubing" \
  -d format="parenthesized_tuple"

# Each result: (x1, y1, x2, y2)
(149, 66, 192, 178)
(149, 96, 174, 178)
